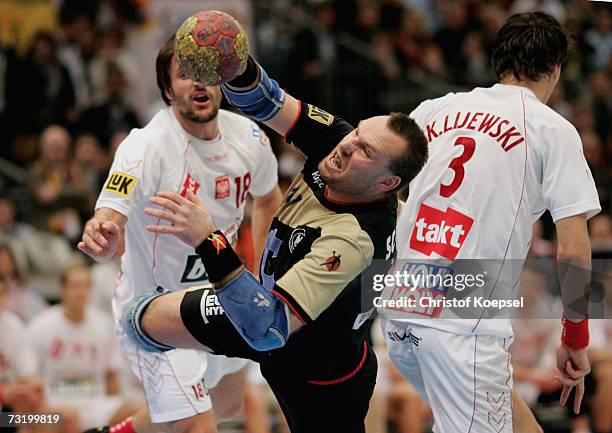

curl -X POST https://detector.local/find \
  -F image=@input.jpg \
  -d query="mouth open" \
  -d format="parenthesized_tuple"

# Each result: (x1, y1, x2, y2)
(193, 93, 210, 104)
(329, 151, 342, 170)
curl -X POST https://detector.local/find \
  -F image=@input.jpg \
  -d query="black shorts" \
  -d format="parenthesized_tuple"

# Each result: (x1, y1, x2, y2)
(260, 342, 377, 433)
(181, 288, 378, 432)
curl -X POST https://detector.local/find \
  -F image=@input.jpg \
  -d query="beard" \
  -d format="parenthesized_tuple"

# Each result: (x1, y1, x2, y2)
(178, 105, 220, 123)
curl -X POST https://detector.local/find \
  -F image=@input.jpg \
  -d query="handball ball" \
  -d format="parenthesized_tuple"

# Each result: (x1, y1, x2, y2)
(175, 10, 249, 86)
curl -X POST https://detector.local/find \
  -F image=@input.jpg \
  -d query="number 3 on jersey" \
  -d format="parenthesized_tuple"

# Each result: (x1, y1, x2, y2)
(440, 136, 475, 197)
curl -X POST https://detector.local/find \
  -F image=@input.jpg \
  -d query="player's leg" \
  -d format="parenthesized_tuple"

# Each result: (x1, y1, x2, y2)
(209, 364, 248, 422)
(261, 342, 377, 433)
(387, 323, 514, 433)
(512, 391, 543, 433)
(109, 322, 218, 433)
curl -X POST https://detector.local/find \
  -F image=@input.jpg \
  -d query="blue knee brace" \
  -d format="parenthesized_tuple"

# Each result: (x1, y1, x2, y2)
(216, 270, 289, 351)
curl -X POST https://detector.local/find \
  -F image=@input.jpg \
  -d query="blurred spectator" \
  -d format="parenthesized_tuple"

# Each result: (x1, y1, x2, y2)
(286, 0, 338, 108)
(0, 244, 48, 323)
(57, 13, 96, 111)
(589, 214, 612, 251)
(27, 265, 142, 431)
(88, 27, 139, 109)
(74, 133, 110, 192)
(589, 71, 611, 146)
(529, 219, 554, 258)
(0, 277, 42, 413)
(21, 32, 75, 132)
(79, 62, 140, 148)
(0, 44, 25, 162)
(0, 194, 78, 284)
(585, 5, 612, 71)
(462, 30, 496, 86)
(433, 0, 470, 83)
(28, 125, 96, 241)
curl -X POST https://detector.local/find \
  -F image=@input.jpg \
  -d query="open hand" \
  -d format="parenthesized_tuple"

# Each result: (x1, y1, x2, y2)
(145, 191, 216, 248)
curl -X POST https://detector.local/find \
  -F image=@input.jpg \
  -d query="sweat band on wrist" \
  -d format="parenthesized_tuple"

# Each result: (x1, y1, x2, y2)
(195, 230, 243, 283)
(561, 316, 589, 350)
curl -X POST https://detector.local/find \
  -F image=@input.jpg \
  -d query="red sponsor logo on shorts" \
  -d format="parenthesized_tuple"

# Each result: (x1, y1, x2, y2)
(409, 204, 473, 260)
(215, 175, 230, 199)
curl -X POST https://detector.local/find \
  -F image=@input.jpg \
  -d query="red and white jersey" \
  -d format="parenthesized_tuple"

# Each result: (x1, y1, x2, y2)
(393, 84, 600, 336)
(96, 108, 278, 309)
(27, 306, 122, 403)
(0, 310, 35, 383)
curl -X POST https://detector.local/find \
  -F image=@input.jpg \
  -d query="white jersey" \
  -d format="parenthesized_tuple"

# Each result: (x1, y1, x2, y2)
(391, 84, 600, 337)
(27, 306, 122, 403)
(96, 108, 278, 309)
(0, 310, 35, 383)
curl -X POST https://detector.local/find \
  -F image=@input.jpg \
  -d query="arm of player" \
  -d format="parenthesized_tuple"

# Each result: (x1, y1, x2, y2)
(554, 214, 592, 414)
(142, 191, 303, 351)
(78, 207, 126, 262)
(221, 55, 300, 137)
(251, 186, 283, 274)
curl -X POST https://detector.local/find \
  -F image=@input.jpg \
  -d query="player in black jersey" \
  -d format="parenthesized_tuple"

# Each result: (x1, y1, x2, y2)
(123, 54, 428, 432)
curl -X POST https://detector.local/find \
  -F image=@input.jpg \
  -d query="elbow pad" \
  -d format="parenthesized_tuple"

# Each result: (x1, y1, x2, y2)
(216, 270, 289, 351)
(221, 62, 285, 121)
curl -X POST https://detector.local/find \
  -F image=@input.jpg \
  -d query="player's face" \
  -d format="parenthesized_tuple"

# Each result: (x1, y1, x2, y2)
(60, 268, 91, 313)
(319, 116, 404, 199)
(167, 56, 222, 124)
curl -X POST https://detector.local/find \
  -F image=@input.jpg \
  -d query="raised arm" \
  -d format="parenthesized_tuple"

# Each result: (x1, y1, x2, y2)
(222, 56, 300, 137)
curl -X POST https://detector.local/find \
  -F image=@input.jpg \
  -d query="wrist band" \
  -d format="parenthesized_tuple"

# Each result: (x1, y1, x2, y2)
(195, 230, 243, 284)
(561, 316, 589, 350)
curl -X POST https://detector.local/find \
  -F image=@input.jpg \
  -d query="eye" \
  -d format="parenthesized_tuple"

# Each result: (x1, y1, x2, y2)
(361, 142, 370, 158)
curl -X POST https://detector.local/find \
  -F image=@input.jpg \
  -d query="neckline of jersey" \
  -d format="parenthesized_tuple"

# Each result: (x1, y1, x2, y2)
(168, 108, 224, 147)
(492, 83, 537, 99)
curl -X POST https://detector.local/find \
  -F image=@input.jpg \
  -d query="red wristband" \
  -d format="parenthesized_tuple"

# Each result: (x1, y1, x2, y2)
(561, 317, 589, 350)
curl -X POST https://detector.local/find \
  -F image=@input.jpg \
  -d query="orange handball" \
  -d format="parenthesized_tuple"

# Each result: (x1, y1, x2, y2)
(175, 10, 249, 86)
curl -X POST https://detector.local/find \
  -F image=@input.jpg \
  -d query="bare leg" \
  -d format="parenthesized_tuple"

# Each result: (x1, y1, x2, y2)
(243, 384, 272, 433)
(209, 367, 247, 422)
(512, 391, 543, 433)
(141, 290, 208, 350)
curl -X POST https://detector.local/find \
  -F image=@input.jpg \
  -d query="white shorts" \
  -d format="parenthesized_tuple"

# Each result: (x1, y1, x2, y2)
(115, 318, 246, 423)
(383, 321, 514, 433)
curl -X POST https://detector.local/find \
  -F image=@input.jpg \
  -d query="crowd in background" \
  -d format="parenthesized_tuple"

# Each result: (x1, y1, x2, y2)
(0, 0, 610, 432)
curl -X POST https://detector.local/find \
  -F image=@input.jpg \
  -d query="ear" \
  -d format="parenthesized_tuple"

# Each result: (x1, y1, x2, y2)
(378, 174, 401, 193)
(165, 86, 174, 103)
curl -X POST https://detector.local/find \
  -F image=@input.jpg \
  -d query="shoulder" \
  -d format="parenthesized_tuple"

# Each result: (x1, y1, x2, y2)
(117, 109, 177, 154)
(410, 91, 467, 121)
(219, 109, 264, 141)
(0, 310, 26, 332)
(218, 109, 273, 155)
(27, 305, 62, 332)
(526, 99, 579, 139)
(86, 306, 113, 325)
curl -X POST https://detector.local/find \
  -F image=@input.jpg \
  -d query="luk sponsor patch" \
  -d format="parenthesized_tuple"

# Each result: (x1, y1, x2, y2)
(307, 104, 334, 125)
(103, 172, 137, 197)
